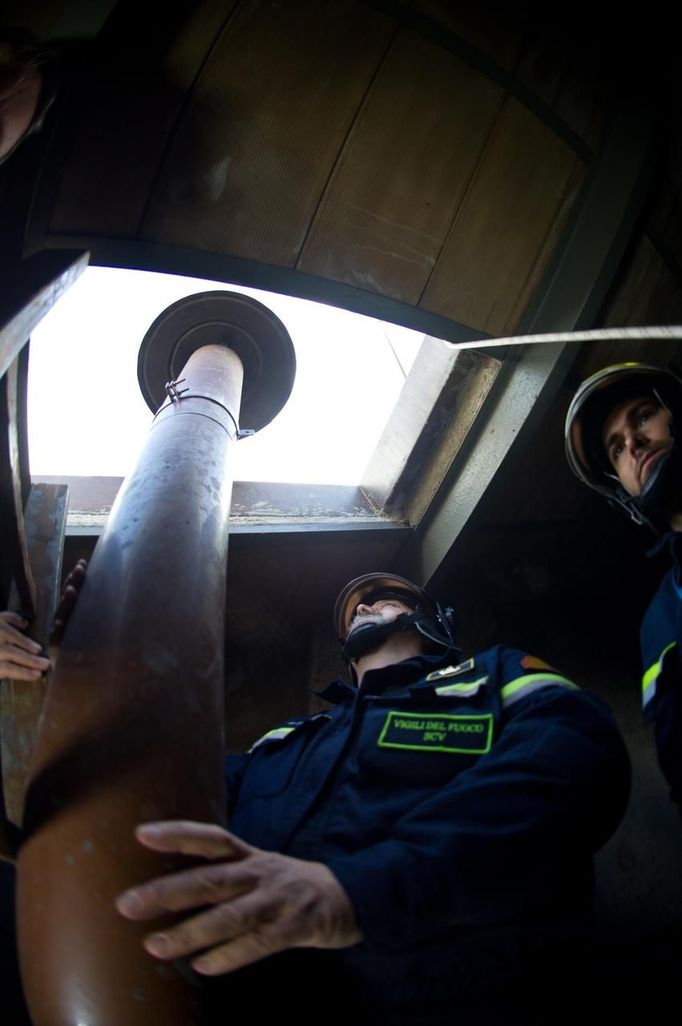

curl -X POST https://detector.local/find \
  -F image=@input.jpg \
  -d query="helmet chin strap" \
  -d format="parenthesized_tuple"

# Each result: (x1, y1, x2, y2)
(342, 609, 459, 663)
(342, 612, 416, 662)
(610, 438, 681, 534)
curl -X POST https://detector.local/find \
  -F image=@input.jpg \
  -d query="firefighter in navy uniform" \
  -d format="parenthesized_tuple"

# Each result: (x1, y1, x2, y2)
(114, 572, 630, 1024)
(566, 364, 682, 811)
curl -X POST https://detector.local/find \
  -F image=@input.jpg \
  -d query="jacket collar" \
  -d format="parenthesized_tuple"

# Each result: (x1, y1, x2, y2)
(315, 653, 455, 705)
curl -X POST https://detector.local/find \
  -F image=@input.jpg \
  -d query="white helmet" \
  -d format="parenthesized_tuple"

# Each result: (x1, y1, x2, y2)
(565, 362, 682, 528)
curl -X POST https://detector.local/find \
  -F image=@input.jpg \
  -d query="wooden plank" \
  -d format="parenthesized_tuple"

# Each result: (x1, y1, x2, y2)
(505, 157, 585, 331)
(420, 98, 583, 335)
(0, 249, 89, 383)
(1, 482, 68, 826)
(298, 27, 505, 302)
(50, 0, 240, 236)
(142, 0, 395, 263)
(514, 25, 607, 148)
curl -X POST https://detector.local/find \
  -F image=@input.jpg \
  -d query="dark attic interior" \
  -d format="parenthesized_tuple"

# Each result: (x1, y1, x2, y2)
(2, 0, 682, 1020)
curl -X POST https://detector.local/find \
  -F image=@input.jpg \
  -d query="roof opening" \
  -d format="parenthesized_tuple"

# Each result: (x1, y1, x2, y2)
(28, 266, 423, 486)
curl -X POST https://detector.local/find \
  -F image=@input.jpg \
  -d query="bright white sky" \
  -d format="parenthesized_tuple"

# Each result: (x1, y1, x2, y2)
(28, 267, 424, 485)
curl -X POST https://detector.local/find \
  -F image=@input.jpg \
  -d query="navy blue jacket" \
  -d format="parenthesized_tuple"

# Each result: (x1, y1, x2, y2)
(222, 646, 629, 1016)
(641, 532, 682, 809)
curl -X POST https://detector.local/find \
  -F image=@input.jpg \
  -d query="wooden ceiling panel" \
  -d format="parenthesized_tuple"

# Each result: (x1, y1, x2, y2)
(515, 31, 606, 147)
(420, 98, 584, 336)
(49, 2, 235, 236)
(141, 0, 394, 264)
(412, 0, 527, 71)
(297, 28, 504, 303)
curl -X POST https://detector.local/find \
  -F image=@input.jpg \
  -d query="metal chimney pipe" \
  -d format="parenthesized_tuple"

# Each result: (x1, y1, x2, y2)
(16, 292, 295, 1025)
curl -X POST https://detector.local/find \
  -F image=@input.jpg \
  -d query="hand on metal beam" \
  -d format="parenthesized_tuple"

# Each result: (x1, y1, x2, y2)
(0, 558, 88, 680)
(116, 820, 361, 974)
(0, 611, 49, 680)
(49, 558, 87, 648)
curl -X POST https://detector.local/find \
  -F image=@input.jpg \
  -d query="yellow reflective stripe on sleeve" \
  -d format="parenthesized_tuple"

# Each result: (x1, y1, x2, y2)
(434, 676, 488, 697)
(247, 726, 296, 753)
(500, 673, 578, 708)
(642, 642, 677, 709)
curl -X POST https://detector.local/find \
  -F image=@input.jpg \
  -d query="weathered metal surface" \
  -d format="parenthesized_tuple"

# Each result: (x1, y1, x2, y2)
(361, 342, 501, 519)
(403, 353, 502, 527)
(17, 343, 248, 1026)
(32, 477, 405, 533)
(362, 339, 471, 509)
(0, 250, 89, 383)
(17, 286, 296, 1023)
(0, 353, 36, 616)
(0, 482, 68, 827)
(401, 340, 574, 584)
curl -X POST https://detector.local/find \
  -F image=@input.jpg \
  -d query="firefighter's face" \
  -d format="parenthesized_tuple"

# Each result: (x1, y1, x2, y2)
(346, 598, 413, 638)
(602, 396, 673, 497)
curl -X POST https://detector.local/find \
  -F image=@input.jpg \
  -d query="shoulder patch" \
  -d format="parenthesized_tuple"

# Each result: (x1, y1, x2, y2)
(520, 655, 557, 672)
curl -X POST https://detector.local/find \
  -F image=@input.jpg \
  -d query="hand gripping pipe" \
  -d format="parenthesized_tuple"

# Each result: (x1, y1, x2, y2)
(16, 292, 295, 1025)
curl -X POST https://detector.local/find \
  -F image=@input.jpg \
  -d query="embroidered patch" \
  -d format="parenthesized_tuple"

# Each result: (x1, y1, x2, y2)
(377, 711, 493, 754)
(520, 655, 556, 672)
